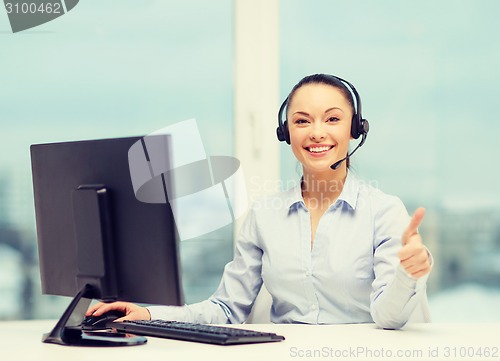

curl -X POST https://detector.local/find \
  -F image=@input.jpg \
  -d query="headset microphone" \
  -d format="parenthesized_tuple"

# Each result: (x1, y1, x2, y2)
(330, 133, 367, 170)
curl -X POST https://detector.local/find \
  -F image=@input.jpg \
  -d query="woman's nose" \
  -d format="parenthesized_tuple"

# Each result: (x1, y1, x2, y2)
(310, 123, 326, 141)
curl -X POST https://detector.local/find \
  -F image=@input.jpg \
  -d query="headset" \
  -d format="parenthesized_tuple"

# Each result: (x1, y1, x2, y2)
(276, 74, 370, 170)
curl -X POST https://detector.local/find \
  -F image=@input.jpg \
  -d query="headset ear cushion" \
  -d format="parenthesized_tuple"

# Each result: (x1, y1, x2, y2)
(283, 120, 290, 144)
(351, 115, 361, 139)
(276, 126, 285, 142)
(276, 120, 289, 143)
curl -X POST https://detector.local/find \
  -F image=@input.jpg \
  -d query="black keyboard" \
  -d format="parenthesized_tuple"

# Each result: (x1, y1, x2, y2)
(111, 320, 285, 345)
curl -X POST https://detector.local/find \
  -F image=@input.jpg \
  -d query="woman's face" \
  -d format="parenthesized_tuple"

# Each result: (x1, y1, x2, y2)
(287, 83, 353, 175)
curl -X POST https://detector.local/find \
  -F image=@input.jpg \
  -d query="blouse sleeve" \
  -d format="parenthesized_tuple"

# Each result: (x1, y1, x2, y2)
(148, 204, 264, 324)
(369, 195, 431, 329)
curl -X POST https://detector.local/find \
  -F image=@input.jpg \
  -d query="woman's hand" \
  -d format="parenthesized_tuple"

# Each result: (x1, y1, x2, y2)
(85, 301, 151, 322)
(398, 207, 432, 279)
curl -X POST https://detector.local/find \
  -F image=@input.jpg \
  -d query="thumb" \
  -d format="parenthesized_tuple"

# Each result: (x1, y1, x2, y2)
(402, 207, 425, 245)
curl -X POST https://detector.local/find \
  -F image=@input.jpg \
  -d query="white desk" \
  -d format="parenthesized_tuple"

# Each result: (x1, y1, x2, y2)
(1, 320, 499, 361)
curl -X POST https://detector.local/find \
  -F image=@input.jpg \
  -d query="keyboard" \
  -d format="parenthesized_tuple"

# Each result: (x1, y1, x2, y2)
(111, 320, 285, 345)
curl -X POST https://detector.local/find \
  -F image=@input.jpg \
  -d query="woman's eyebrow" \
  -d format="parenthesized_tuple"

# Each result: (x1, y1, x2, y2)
(292, 107, 345, 116)
(324, 107, 344, 114)
(292, 111, 311, 116)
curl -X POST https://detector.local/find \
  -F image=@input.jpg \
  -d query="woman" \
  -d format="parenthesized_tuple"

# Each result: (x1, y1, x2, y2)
(87, 74, 432, 329)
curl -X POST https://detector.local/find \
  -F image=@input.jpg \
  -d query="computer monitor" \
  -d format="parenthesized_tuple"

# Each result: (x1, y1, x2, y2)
(30, 136, 183, 346)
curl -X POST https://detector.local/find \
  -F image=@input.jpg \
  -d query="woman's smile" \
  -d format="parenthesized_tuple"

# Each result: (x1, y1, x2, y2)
(304, 144, 335, 157)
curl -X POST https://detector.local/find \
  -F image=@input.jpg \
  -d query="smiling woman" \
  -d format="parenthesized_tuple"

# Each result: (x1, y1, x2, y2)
(87, 74, 432, 330)
(280, 1, 500, 322)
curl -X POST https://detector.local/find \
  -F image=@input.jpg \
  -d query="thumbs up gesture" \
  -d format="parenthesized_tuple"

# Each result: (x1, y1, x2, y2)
(397, 207, 432, 279)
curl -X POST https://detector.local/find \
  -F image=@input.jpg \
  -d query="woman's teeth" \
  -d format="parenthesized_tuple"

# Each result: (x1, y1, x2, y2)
(307, 146, 332, 153)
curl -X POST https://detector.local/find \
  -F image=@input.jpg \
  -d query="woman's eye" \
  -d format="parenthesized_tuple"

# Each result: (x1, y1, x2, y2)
(294, 118, 309, 124)
(327, 117, 340, 123)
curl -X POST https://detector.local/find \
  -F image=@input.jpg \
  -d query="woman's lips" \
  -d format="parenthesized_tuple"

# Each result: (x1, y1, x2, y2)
(305, 145, 334, 156)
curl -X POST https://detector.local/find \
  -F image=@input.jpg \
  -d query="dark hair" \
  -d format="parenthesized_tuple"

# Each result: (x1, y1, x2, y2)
(286, 74, 356, 117)
(286, 74, 356, 168)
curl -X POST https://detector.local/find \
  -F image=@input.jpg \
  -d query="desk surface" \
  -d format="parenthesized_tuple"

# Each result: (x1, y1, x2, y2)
(1, 320, 499, 361)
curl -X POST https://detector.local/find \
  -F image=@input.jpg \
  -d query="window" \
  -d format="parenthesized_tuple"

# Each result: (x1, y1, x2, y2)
(0, 0, 233, 319)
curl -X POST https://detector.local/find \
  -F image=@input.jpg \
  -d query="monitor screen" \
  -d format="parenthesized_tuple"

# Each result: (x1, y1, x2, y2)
(30, 136, 183, 345)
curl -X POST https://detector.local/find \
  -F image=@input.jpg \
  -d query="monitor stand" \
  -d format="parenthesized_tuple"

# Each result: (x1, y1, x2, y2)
(42, 284, 147, 347)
